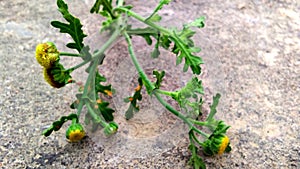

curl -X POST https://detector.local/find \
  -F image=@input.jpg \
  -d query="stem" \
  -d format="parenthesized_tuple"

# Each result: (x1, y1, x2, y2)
(71, 117, 78, 124)
(155, 89, 176, 97)
(192, 127, 210, 138)
(59, 52, 80, 57)
(188, 118, 208, 126)
(123, 32, 155, 92)
(190, 130, 204, 146)
(76, 19, 122, 117)
(116, 7, 171, 35)
(66, 60, 90, 72)
(123, 31, 194, 129)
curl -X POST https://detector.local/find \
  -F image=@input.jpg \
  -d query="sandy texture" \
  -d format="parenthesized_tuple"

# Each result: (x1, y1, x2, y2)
(0, 0, 299, 168)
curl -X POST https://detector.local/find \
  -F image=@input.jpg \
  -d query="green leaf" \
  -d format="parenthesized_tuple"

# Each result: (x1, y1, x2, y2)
(80, 46, 92, 61)
(206, 93, 221, 121)
(90, 0, 118, 30)
(177, 27, 196, 47)
(146, 0, 172, 21)
(125, 103, 139, 120)
(42, 114, 78, 137)
(153, 70, 165, 89)
(185, 16, 205, 29)
(124, 77, 143, 120)
(147, 14, 162, 22)
(51, 0, 87, 53)
(171, 77, 204, 117)
(170, 33, 204, 75)
(90, 0, 113, 15)
(97, 101, 115, 121)
(151, 32, 161, 58)
(188, 144, 206, 169)
(95, 72, 113, 96)
(70, 94, 82, 109)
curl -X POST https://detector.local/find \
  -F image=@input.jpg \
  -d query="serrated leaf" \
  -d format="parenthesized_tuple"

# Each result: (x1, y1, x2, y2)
(90, 0, 113, 15)
(146, 0, 172, 21)
(51, 0, 87, 52)
(80, 46, 92, 61)
(147, 14, 162, 22)
(170, 33, 204, 75)
(95, 72, 112, 96)
(151, 46, 160, 58)
(206, 93, 221, 121)
(185, 16, 205, 29)
(153, 70, 165, 89)
(188, 144, 206, 169)
(124, 77, 143, 120)
(178, 27, 196, 47)
(97, 101, 115, 121)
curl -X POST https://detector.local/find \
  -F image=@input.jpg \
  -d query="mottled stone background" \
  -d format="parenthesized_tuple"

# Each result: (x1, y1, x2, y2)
(0, 0, 299, 168)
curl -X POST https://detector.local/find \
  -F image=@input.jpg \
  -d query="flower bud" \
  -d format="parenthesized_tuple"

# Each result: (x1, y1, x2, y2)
(104, 122, 118, 136)
(43, 63, 73, 88)
(202, 134, 231, 156)
(66, 123, 85, 142)
(35, 42, 60, 69)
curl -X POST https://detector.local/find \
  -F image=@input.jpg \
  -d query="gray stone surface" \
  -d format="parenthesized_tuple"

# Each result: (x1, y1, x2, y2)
(0, 0, 299, 168)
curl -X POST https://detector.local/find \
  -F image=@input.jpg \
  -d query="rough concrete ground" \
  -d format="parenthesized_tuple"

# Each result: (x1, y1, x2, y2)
(0, 0, 299, 168)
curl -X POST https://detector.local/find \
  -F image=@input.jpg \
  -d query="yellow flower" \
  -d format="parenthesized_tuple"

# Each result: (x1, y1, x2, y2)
(66, 123, 85, 142)
(202, 134, 231, 156)
(43, 68, 66, 88)
(35, 42, 60, 69)
(43, 63, 73, 88)
(218, 135, 230, 155)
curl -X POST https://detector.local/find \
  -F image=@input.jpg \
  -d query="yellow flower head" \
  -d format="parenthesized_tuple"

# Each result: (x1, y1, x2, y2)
(202, 134, 231, 156)
(35, 42, 60, 69)
(66, 123, 85, 142)
(43, 63, 73, 88)
(217, 135, 230, 155)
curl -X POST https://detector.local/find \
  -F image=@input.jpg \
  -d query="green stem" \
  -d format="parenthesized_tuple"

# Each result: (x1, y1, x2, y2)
(189, 130, 204, 146)
(155, 89, 177, 97)
(188, 118, 208, 126)
(116, 7, 171, 35)
(192, 127, 210, 138)
(71, 117, 78, 124)
(66, 60, 90, 72)
(123, 31, 194, 128)
(123, 32, 155, 92)
(76, 19, 122, 117)
(59, 52, 80, 57)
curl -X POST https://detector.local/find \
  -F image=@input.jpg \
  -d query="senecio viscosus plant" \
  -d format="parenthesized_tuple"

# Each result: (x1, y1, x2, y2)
(35, 0, 231, 168)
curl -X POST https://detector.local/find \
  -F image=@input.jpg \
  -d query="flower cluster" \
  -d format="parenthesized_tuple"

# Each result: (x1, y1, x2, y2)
(35, 42, 73, 88)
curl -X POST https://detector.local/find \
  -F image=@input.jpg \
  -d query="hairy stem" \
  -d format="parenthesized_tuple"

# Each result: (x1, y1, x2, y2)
(66, 59, 90, 72)
(123, 31, 194, 129)
(59, 52, 80, 57)
(76, 19, 122, 117)
(116, 7, 171, 35)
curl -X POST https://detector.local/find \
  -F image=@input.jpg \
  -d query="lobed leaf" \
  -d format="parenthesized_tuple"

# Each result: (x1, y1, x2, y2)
(51, 0, 87, 52)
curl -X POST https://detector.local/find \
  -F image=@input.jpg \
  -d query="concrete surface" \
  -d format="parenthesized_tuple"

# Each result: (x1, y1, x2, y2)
(0, 0, 299, 168)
